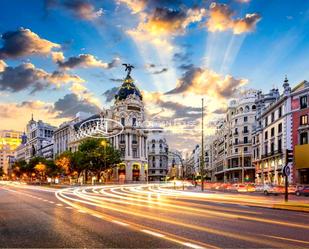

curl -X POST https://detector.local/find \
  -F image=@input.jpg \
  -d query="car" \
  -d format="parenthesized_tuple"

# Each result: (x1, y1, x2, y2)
(295, 185, 309, 196)
(263, 184, 284, 195)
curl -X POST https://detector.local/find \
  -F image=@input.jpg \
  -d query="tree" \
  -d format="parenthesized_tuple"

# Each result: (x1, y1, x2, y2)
(79, 138, 121, 181)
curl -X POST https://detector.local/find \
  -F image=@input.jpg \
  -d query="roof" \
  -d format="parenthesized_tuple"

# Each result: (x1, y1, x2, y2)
(115, 75, 143, 101)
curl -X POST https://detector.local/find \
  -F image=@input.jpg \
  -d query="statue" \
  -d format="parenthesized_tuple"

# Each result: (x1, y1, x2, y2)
(122, 63, 134, 77)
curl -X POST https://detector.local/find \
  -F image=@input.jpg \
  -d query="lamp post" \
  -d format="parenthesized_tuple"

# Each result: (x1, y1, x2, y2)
(101, 140, 108, 184)
(201, 98, 205, 191)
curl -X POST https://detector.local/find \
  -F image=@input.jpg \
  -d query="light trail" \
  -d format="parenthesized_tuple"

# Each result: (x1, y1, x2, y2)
(55, 185, 304, 248)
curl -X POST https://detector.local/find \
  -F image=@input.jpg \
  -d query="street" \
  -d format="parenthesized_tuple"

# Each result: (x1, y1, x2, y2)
(1, 183, 309, 248)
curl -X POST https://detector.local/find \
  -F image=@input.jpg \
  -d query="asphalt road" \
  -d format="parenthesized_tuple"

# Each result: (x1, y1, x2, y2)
(0, 183, 309, 248)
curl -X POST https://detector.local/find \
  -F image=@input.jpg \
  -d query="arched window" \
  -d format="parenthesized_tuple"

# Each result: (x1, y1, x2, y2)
(121, 117, 125, 126)
(239, 107, 243, 113)
(245, 106, 250, 112)
(252, 105, 256, 110)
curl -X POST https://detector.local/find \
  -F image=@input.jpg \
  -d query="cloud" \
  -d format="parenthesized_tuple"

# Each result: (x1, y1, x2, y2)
(53, 52, 121, 70)
(0, 60, 6, 72)
(152, 68, 168, 74)
(102, 87, 119, 102)
(130, 7, 206, 37)
(173, 51, 193, 63)
(0, 101, 68, 131)
(0, 62, 84, 93)
(109, 78, 124, 82)
(0, 28, 60, 59)
(206, 2, 261, 34)
(165, 65, 248, 99)
(46, 0, 103, 20)
(117, 0, 147, 14)
(53, 93, 101, 118)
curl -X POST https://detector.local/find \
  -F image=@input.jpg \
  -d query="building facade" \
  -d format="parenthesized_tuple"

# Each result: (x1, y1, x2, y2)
(147, 129, 169, 181)
(69, 72, 148, 182)
(291, 80, 309, 184)
(0, 130, 22, 173)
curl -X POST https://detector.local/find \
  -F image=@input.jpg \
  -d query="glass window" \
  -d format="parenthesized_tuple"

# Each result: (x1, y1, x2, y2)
(244, 137, 248, 143)
(278, 106, 282, 118)
(300, 115, 308, 125)
(278, 139, 282, 152)
(244, 116, 248, 122)
(265, 131, 268, 140)
(271, 127, 275, 137)
(300, 96, 308, 109)
(271, 112, 275, 122)
(278, 123, 282, 133)
(300, 132, 308, 145)
(265, 117, 268, 127)
(132, 117, 136, 126)
(121, 117, 125, 126)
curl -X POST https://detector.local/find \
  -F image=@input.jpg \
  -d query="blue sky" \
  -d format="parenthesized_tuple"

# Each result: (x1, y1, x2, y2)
(0, 0, 308, 151)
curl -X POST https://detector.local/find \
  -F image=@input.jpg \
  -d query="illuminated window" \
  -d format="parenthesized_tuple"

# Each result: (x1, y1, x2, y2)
(300, 115, 308, 125)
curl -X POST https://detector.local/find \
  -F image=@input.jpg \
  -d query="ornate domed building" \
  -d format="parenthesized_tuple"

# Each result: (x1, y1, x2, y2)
(109, 66, 148, 182)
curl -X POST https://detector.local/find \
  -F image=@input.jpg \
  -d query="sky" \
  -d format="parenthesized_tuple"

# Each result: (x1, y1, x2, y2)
(0, 0, 308, 153)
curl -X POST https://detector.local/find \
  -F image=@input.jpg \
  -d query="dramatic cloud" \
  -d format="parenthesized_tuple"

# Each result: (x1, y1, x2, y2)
(102, 87, 119, 102)
(0, 60, 6, 72)
(53, 52, 120, 70)
(117, 0, 147, 14)
(0, 101, 67, 131)
(0, 28, 60, 59)
(165, 65, 247, 99)
(53, 93, 101, 118)
(46, 0, 103, 20)
(129, 7, 206, 37)
(0, 62, 84, 93)
(206, 2, 261, 34)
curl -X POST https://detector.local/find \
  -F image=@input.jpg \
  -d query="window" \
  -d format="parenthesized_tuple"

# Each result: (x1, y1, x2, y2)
(244, 126, 248, 133)
(265, 131, 268, 140)
(265, 117, 268, 127)
(244, 137, 248, 144)
(278, 123, 282, 133)
(235, 119, 238, 125)
(121, 117, 125, 126)
(235, 138, 238, 145)
(244, 147, 248, 152)
(265, 145, 268, 155)
(235, 148, 238, 153)
(271, 127, 275, 137)
(278, 139, 282, 152)
(300, 96, 308, 109)
(300, 115, 308, 125)
(120, 148, 125, 157)
(132, 148, 138, 158)
(271, 142, 274, 154)
(234, 128, 238, 135)
(271, 112, 275, 122)
(244, 116, 248, 122)
(278, 106, 282, 118)
(132, 117, 136, 126)
(252, 105, 256, 110)
(300, 132, 308, 145)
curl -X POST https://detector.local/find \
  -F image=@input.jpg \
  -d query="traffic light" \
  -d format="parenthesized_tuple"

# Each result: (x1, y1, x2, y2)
(286, 149, 293, 163)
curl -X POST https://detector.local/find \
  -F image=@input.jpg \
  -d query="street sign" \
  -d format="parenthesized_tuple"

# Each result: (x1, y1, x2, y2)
(282, 165, 290, 176)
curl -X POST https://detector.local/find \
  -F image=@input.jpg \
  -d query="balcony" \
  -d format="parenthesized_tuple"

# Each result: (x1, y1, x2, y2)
(261, 150, 283, 159)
